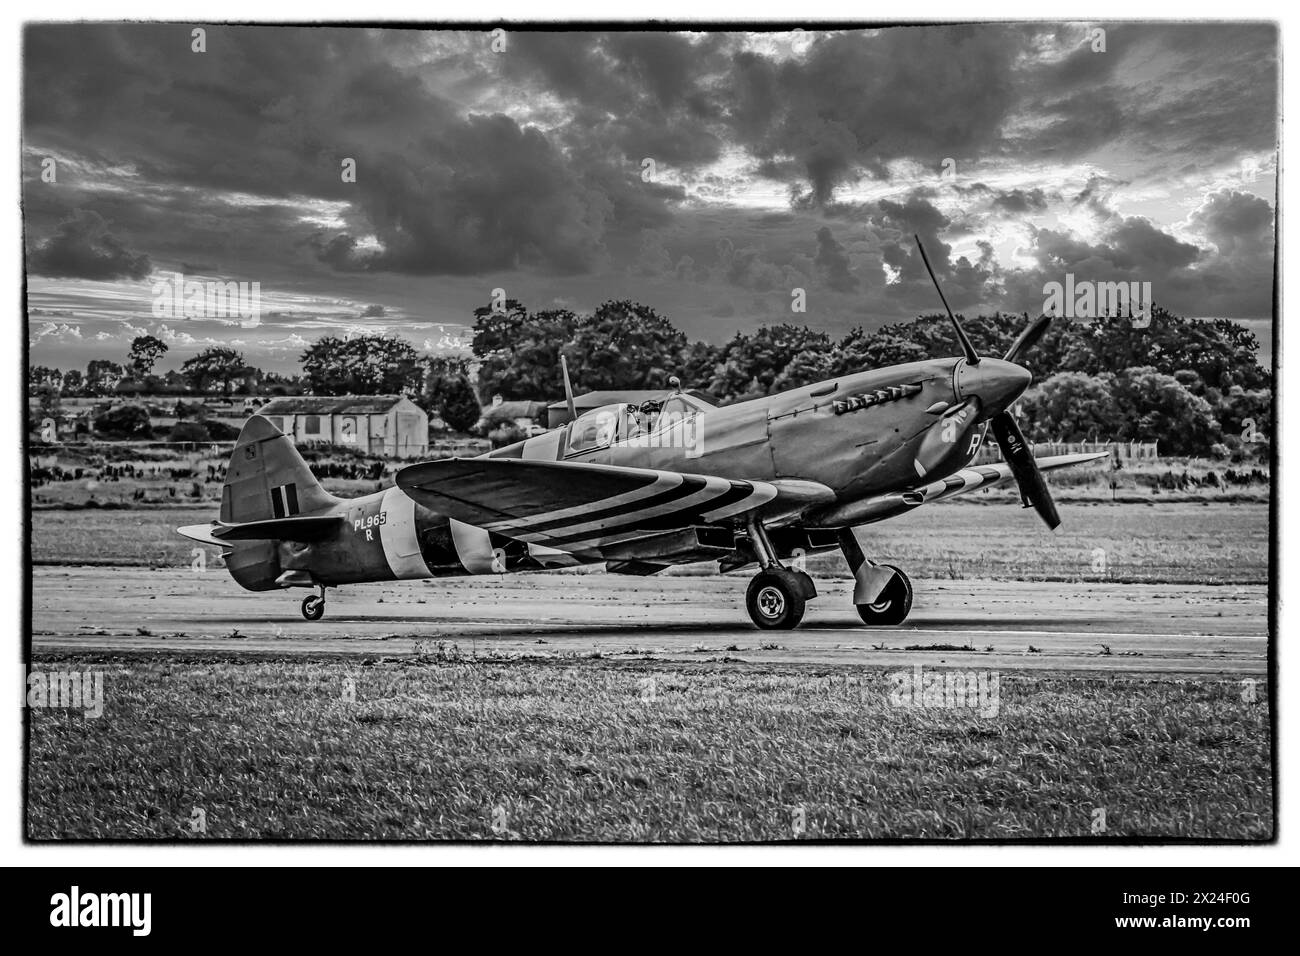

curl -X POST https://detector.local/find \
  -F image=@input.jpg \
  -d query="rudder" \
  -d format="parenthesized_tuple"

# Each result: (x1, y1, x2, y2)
(222, 415, 336, 523)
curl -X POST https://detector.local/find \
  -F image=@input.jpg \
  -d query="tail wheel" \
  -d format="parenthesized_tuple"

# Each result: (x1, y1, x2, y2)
(302, 595, 325, 621)
(856, 565, 912, 625)
(746, 569, 807, 630)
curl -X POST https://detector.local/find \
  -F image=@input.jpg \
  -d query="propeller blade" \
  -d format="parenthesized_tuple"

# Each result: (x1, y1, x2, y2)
(990, 411, 1061, 530)
(1003, 313, 1052, 364)
(914, 234, 980, 365)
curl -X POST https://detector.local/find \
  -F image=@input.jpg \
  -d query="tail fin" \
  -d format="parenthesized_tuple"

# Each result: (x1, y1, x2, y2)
(222, 415, 336, 523)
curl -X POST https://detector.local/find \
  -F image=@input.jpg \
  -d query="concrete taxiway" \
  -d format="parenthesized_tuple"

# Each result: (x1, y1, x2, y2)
(29, 566, 1268, 676)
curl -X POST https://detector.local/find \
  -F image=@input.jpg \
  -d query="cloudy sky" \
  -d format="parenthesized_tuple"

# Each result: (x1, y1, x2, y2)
(23, 22, 1278, 374)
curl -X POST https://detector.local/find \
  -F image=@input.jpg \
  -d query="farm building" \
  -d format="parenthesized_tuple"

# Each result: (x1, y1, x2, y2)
(257, 395, 428, 459)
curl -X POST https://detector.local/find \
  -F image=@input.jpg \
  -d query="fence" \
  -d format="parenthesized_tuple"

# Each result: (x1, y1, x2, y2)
(975, 440, 1159, 464)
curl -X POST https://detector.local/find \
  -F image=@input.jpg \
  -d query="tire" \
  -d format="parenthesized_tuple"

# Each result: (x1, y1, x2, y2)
(856, 565, 912, 625)
(746, 569, 807, 630)
(302, 595, 325, 621)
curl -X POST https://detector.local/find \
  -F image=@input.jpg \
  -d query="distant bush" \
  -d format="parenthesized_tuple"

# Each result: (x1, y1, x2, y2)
(487, 423, 526, 448)
(94, 404, 153, 439)
(168, 422, 209, 442)
(204, 421, 240, 440)
(174, 400, 208, 420)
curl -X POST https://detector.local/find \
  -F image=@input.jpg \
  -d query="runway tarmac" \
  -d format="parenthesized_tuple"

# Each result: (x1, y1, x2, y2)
(29, 566, 1268, 675)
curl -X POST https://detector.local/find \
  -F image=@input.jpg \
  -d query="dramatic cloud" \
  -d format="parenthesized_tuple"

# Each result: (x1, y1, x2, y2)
(28, 209, 151, 280)
(22, 23, 1278, 371)
(814, 226, 859, 292)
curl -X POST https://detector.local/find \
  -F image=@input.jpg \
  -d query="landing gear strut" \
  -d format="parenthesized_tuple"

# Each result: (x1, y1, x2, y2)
(744, 514, 817, 630)
(838, 528, 913, 625)
(301, 585, 326, 621)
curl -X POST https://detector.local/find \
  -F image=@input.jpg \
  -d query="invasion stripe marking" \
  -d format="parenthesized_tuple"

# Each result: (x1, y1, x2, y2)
(449, 519, 499, 574)
(689, 482, 753, 520)
(530, 481, 775, 552)
(481, 472, 677, 533)
(377, 487, 431, 579)
(526, 483, 756, 551)
(699, 482, 776, 521)
(553, 489, 761, 553)
(517, 477, 715, 547)
(505, 475, 706, 539)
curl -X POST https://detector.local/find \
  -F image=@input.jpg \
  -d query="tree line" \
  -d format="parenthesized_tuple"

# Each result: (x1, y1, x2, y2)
(466, 299, 1270, 457)
(30, 298, 1271, 457)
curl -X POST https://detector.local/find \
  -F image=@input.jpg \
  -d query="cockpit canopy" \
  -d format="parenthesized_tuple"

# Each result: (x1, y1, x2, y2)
(565, 392, 715, 456)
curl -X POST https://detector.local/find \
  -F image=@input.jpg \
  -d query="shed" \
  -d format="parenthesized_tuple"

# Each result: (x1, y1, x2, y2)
(257, 395, 428, 459)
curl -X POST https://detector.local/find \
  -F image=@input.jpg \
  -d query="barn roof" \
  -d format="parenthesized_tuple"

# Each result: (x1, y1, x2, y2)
(258, 395, 413, 415)
(482, 400, 547, 420)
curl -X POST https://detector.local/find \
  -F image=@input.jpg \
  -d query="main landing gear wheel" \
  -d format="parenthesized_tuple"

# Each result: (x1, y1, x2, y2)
(301, 594, 325, 621)
(746, 569, 808, 630)
(856, 565, 912, 626)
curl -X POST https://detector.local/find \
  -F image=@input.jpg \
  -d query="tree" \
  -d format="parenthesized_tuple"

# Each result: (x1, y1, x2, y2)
(473, 306, 583, 401)
(61, 369, 83, 395)
(677, 340, 722, 394)
(181, 347, 252, 396)
(1029, 309, 1269, 395)
(260, 370, 305, 396)
(300, 335, 421, 395)
(32, 385, 61, 433)
(773, 349, 834, 392)
(420, 355, 480, 432)
(439, 376, 483, 433)
(85, 360, 125, 396)
(470, 298, 531, 356)
(707, 325, 832, 402)
(1016, 372, 1123, 442)
(1112, 366, 1221, 455)
(128, 335, 168, 377)
(562, 300, 688, 391)
(30, 366, 63, 389)
(1214, 384, 1272, 449)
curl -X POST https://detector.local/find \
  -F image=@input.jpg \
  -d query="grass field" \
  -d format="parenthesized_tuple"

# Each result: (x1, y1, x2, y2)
(28, 501, 1270, 584)
(25, 656, 1272, 841)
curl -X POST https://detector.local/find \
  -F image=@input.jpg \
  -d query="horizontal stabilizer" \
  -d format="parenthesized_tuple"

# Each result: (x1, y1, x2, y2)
(176, 524, 230, 548)
(178, 515, 343, 543)
(215, 515, 343, 541)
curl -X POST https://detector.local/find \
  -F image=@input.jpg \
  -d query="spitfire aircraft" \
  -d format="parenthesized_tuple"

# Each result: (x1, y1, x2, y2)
(179, 238, 1105, 629)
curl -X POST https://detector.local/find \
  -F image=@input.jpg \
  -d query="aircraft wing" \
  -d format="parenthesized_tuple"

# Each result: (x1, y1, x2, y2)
(915, 452, 1108, 504)
(808, 452, 1108, 528)
(396, 458, 831, 553)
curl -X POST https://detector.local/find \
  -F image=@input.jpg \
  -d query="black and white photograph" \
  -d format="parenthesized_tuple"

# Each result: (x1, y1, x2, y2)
(17, 13, 1280, 855)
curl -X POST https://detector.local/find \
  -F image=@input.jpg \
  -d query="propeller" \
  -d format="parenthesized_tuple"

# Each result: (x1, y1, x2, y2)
(914, 236, 1061, 530)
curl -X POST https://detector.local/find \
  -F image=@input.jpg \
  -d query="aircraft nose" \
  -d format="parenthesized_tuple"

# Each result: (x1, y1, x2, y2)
(955, 358, 1032, 417)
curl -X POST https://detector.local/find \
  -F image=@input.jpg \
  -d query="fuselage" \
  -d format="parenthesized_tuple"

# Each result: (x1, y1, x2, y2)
(232, 355, 1032, 590)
